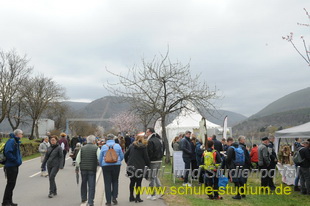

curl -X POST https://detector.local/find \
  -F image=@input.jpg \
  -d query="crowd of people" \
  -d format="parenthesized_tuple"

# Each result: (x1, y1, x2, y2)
(1, 128, 310, 206)
(1, 128, 164, 206)
(172, 132, 310, 200)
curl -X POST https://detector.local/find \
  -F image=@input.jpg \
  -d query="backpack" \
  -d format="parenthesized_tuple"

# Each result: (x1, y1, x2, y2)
(104, 144, 118, 163)
(0, 142, 6, 164)
(293, 148, 304, 165)
(202, 150, 219, 171)
(218, 174, 229, 190)
(232, 146, 245, 166)
(61, 142, 65, 150)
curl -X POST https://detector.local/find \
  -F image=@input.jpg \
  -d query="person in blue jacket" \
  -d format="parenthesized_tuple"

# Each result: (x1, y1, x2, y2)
(99, 134, 124, 206)
(2, 129, 23, 206)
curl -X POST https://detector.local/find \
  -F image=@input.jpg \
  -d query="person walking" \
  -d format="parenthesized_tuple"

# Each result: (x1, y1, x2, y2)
(58, 133, 69, 168)
(293, 137, 303, 191)
(41, 135, 64, 198)
(258, 137, 271, 189)
(212, 135, 223, 152)
(180, 131, 192, 187)
(146, 128, 164, 200)
(237, 136, 251, 197)
(202, 140, 223, 200)
(298, 141, 310, 195)
(125, 133, 150, 203)
(39, 137, 50, 177)
(99, 134, 124, 206)
(75, 135, 100, 206)
(70, 136, 79, 151)
(171, 136, 181, 151)
(250, 144, 258, 169)
(268, 136, 278, 190)
(226, 139, 246, 200)
(190, 135, 199, 180)
(2, 129, 23, 206)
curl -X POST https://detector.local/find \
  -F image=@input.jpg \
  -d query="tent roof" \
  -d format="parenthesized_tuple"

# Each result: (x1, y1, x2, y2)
(166, 107, 220, 129)
(275, 122, 310, 138)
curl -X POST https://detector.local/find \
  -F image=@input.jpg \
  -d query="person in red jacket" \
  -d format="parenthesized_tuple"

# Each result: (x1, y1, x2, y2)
(250, 144, 258, 169)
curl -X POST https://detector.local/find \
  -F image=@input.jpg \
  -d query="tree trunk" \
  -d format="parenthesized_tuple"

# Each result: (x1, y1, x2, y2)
(29, 119, 36, 140)
(161, 115, 171, 164)
(35, 121, 39, 139)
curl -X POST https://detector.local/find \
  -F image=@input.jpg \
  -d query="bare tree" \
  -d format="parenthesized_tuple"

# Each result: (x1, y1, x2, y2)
(132, 106, 158, 132)
(109, 111, 139, 134)
(0, 49, 32, 124)
(283, 8, 310, 66)
(106, 51, 218, 163)
(7, 95, 28, 130)
(45, 102, 70, 130)
(20, 75, 66, 139)
(70, 121, 97, 137)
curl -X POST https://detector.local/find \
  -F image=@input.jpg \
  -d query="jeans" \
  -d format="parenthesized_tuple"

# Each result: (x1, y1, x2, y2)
(2, 166, 19, 205)
(81, 170, 96, 205)
(102, 165, 121, 204)
(149, 162, 162, 195)
(299, 167, 310, 194)
(183, 157, 191, 183)
(295, 165, 300, 186)
(47, 166, 59, 194)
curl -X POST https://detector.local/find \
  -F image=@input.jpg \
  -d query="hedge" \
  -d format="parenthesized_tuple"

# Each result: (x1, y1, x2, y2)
(20, 142, 40, 157)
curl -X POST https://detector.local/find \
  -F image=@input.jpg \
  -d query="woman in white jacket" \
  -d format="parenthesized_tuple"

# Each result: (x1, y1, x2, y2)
(39, 137, 50, 176)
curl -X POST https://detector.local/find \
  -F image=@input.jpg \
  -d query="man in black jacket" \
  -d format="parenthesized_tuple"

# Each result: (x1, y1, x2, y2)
(268, 136, 278, 190)
(212, 135, 223, 152)
(146, 128, 163, 200)
(299, 141, 310, 195)
(180, 131, 192, 186)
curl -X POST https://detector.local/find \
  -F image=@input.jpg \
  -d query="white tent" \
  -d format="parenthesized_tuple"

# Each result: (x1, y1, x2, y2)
(274, 121, 310, 154)
(154, 107, 221, 155)
(274, 121, 310, 185)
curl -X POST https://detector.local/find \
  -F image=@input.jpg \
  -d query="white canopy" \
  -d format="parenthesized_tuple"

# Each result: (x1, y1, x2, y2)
(274, 121, 310, 155)
(155, 106, 221, 155)
(275, 122, 310, 138)
(274, 122, 310, 186)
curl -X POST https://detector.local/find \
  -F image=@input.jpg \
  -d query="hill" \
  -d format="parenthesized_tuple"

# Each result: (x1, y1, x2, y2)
(233, 107, 310, 138)
(70, 96, 246, 127)
(63, 101, 88, 111)
(250, 87, 310, 119)
(233, 87, 310, 138)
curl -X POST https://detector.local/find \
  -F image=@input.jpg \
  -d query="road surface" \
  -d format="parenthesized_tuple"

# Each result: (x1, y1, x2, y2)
(0, 157, 166, 206)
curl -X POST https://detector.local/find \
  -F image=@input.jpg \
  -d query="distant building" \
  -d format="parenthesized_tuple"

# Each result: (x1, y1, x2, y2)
(37, 119, 55, 137)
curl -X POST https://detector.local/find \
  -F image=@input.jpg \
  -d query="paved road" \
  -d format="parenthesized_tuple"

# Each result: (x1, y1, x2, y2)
(0, 156, 81, 206)
(0, 157, 166, 206)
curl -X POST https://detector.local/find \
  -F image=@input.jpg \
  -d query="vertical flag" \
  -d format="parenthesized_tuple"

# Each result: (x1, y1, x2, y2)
(223, 116, 228, 140)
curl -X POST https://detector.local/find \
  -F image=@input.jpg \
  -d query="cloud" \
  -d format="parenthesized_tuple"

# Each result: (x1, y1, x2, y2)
(0, 0, 309, 116)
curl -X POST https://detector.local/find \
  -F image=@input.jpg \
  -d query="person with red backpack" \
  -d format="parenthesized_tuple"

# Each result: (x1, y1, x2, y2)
(201, 140, 223, 200)
(226, 139, 246, 200)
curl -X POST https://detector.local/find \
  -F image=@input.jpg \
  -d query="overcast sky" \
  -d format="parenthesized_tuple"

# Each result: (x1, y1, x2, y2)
(0, 0, 309, 117)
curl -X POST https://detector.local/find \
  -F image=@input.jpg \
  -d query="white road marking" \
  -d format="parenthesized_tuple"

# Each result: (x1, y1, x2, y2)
(29, 171, 41, 178)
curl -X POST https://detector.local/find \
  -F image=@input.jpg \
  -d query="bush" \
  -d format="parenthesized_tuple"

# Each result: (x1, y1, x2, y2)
(20, 142, 40, 157)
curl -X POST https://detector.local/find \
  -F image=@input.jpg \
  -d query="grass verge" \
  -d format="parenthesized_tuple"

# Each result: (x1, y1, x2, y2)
(160, 160, 309, 206)
(0, 153, 40, 168)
